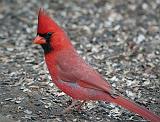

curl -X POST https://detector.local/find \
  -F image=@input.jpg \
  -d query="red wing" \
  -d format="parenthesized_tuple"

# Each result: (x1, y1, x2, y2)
(78, 80, 104, 91)
(56, 50, 112, 93)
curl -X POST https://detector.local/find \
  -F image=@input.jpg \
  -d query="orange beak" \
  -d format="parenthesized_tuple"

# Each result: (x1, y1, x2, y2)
(33, 35, 46, 44)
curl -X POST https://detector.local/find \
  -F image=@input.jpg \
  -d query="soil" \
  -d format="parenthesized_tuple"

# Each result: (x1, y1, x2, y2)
(0, 0, 160, 121)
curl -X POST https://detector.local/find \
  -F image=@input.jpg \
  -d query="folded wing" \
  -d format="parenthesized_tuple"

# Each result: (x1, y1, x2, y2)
(56, 49, 112, 94)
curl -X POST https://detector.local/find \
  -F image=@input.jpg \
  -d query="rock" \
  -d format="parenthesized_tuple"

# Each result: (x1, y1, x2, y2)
(24, 109, 32, 114)
(0, 114, 16, 122)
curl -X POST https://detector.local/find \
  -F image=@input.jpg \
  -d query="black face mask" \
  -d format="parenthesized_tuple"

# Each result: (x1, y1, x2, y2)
(38, 32, 53, 54)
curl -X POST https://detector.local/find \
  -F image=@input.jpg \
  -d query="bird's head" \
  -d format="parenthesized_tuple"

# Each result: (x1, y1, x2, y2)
(33, 8, 69, 54)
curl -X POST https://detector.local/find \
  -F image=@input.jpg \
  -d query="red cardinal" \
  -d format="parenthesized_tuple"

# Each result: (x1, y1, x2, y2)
(33, 8, 160, 122)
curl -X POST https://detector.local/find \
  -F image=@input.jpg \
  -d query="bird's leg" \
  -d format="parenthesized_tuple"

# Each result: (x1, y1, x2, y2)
(76, 100, 86, 111)
(62, 100, 79, 113)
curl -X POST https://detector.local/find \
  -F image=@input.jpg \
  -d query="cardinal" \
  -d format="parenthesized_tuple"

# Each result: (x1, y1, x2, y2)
(33, 8, 160, 122)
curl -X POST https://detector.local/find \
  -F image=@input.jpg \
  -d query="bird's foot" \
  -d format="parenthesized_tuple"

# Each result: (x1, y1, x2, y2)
(62, 100, 86, 114)
(75, 100, 86, 111)
(62, 100, 79, 113)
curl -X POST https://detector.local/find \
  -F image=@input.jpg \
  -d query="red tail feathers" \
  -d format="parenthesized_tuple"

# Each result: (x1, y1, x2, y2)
(102, 94, 160, 122)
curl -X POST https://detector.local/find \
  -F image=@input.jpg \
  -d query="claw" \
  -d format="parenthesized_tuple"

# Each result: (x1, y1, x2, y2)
(62, 100, 79, 113)
(61, 100, 86, 114)
(76, 100, 86, 111)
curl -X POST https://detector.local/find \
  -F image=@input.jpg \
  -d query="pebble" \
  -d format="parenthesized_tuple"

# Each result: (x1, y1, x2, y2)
(44, 103, 52, 108)
(143, 80, 150, 86)
(1, 0, 160, 121)
(5, 98, 13, 101)
(136, 34, 145, 44)
(110, 76, 119, 82)
(126, 90, 136, 100)
(24, 109, 32, 114)
(15, 100, 21, 104)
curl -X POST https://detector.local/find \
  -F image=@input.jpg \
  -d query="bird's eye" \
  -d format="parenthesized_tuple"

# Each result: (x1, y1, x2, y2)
(44, 32, 52, 40)
(47, 32, 52, 36)
(37, 32, 52, 41)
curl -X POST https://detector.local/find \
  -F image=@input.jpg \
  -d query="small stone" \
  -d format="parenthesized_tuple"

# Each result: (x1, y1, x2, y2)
(0, 14, 4, 19)
(29, 85, 39, 90)
(18, 106, 23, 110)
(110, 76, 119, 82)
(110, 103, 116, 108)
(73, 118, 77, 122)
(22, 115, 32, 119)
(142, 3, 148, 10)
(44, 103, 52, 108)
(57, 92, 65, 96)
(6, 47, 14, 51)
(110, 107, 121, 116)
(5, 98, 13, 101)
(143, 80, 150, 86)
(23, 88, 30, 92)
(126, 80, 133, 86)
(24, 109, 32, 114)
(49, 82, 54, 87)
(15, 100, 21, 104)
(82, 25, 92, 34)
(114, 25, 120, 31)
(148, 25, 159, 33)
(126, 90, 136, 99)
(136, 34, 145, 44)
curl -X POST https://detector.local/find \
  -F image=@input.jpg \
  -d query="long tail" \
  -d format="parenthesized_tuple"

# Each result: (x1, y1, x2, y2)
(101, 94, 160, 122)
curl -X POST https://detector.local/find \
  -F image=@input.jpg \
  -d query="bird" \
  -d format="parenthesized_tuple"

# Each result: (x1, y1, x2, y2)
(33, 8, 160, 122)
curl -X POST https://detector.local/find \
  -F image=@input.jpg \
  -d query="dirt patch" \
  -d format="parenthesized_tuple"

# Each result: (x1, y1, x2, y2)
(0, 0, 159, 121)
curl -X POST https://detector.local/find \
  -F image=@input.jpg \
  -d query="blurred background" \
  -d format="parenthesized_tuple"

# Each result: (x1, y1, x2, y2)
(0, 0, 160, 121)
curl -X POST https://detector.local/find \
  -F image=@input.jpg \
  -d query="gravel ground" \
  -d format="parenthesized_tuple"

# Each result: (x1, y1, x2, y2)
(0, 0, 160, 122)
